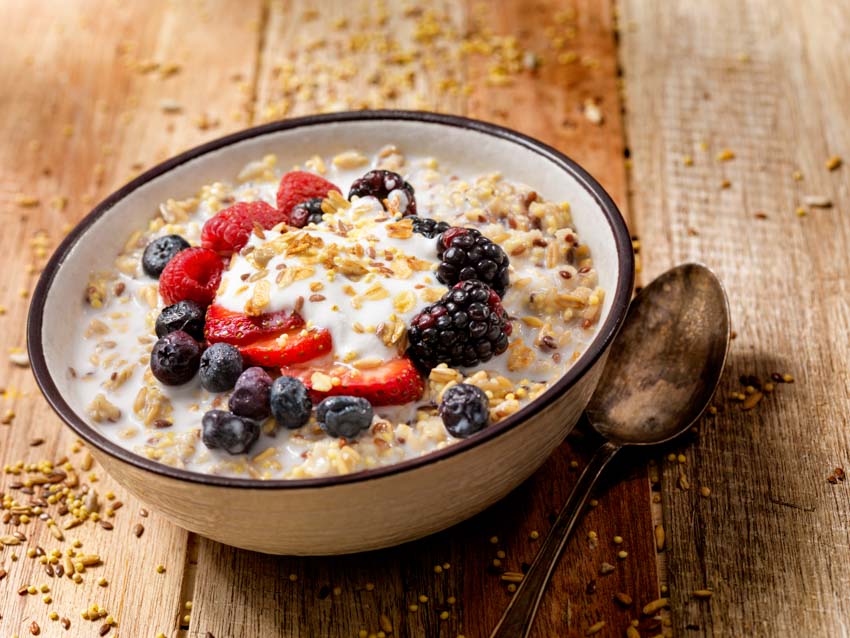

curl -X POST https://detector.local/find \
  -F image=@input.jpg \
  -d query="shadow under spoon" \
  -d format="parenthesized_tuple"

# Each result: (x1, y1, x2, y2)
(489, 262, 731, 638)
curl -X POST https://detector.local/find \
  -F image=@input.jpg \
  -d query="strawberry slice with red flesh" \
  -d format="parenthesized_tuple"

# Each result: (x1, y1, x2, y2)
(240, 328, 332, 367)
(205, 304, 305, 346)
(282, 357, 425, 406)
(205, 304, 330, 366)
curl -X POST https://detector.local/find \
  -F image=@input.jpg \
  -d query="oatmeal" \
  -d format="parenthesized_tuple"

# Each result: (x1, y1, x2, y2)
(71, 146, 605, 479)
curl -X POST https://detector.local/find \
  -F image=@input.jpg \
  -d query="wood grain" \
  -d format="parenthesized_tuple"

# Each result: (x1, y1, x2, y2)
(0, 1, 262, 637)
(1, 0, 657, 636)
(620, 0, 850, 635)
(191, 1, 656, 637)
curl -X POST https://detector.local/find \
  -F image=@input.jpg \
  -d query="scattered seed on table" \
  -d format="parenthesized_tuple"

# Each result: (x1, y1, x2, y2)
(30, 620, 41, 635)
(826, 156, 842, 170)
(133, 523, 145, 537)
(599, 562, 616, 575)
(617, 550, 628, 560)
(700, 486, 711, 497)
(614, 592, 633, 606)
(693, 589, 714, 599)
(642, 597, 669, 615)
(156, 564, 166, 574)
(585, 620, 606, 635)
(99, 624, 111, 636)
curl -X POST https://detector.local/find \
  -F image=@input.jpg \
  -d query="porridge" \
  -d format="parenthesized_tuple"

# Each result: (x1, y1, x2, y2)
(72, 146, 605, 479)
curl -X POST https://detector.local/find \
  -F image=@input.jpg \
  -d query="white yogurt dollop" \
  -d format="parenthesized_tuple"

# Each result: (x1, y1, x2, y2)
(216, 196, 446, 363)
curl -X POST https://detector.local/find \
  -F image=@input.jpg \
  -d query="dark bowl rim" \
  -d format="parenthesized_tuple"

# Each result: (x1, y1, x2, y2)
(27, 109, 634, 490)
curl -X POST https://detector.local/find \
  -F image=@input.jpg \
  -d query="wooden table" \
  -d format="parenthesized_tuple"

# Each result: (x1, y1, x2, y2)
(1, 1, 848, 636)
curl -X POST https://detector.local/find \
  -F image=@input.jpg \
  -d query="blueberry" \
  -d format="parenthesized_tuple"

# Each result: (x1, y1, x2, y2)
(270, 376, 312, 429)
(228, 367, 272, 420)
(316, 396, 373, 439)
(155, 300, 206, 341)
(150, 330, 201, 385)
(438, 383, 489, 438)
(201, 409, 260, 455)
(199, 343, 243, 393)
(142, 234, 190, 278)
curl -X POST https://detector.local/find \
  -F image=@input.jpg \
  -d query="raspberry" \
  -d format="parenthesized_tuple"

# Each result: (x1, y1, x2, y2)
(201, 201, 279, 256)
(436, 227, 511, 297)
(276, 171, 341, 224)
(348, 169, 417, 216)
(159, 247, 224, 307)
(407, 280, 512, 370)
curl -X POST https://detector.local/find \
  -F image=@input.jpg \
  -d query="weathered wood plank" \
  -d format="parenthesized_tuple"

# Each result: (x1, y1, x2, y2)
(190, 2, 656, 638)
(0, 1, 262, 636)
(620, 0, 850, 634)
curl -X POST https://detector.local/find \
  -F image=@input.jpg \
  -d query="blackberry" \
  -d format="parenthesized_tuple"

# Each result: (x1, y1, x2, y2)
(439, 383, 490, 438)
(348, 169, 417, 216)
(412, 217, 450, 239)
(407, 280, 512, 370)
(289, 197, 325, 228)
(436, 228, 510, 297)
(142, 234, 190, 278)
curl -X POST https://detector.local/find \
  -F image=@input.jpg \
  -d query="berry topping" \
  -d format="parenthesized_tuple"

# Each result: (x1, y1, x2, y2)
(205, 305, 305, 346)
(276, 171, 341, 224)
(270, 376, 312, 430)
(142, 234, 190, 278)
(201, 410, 260, 455)
(228, 367, 272, 420)
(407, 280, 512, 370)
(439, 383, 490, 438)
(155, 300, 206, 341)
(200, 201, 280, 256)
(411, 217, 450, 239)
(150, 330, 202, 386)
(239, 328, 332, 368)
(436, 227, 510, 297)
(316, 396, 373, 439)
(199, 343, 243, 393)
(348, 169, 417, 216)
(158, 247, 223, 307)
(289, 197, 325, 228)
(283, 356, 424, 406)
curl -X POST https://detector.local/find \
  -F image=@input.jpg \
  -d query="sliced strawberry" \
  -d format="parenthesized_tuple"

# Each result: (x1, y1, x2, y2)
(276, 171, 341, 224)
(283, 357, 425, 406)
(205, 304, 305, 346)
(240, 328, 332, 367)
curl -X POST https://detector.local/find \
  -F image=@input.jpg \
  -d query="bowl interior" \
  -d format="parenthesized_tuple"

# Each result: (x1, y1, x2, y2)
(33, 112, 631, 486)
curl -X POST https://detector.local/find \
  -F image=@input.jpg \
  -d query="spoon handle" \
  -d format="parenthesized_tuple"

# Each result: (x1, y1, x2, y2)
(489, 440, 622, 638)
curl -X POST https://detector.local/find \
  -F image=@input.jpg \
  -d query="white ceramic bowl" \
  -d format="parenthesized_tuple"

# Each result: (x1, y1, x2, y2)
(28, 111, 634, 555)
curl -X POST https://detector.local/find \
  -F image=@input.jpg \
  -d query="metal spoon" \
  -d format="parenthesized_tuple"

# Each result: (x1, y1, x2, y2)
(490, 263, 730, 638)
